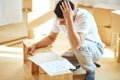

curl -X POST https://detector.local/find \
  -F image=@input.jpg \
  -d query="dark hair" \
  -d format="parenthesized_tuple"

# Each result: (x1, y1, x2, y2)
(54, 0, 75, 18)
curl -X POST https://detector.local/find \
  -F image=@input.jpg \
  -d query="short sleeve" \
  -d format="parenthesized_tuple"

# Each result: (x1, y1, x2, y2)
(51, 19, 60, 33)
(75, 9, 94, 34)
(76, 20, 92, 34)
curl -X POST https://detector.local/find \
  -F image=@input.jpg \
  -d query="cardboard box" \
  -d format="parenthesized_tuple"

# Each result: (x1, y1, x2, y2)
(93, 8, 111, 26)
(111, 10, 120, 34)
(23, 0, 32, 11)
(23, 39, 73, 80)
(98, 26, 112, 46)
(111, 10, 120, 62)
(93, 4, 120, 26)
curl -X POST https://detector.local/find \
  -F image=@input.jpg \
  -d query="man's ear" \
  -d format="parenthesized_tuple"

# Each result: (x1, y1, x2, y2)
(73, 10, 77, 21)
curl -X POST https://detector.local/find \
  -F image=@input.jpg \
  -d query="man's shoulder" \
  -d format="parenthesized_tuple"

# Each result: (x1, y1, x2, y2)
(76, 8, 88, 13)
(75, 8, 88, 17)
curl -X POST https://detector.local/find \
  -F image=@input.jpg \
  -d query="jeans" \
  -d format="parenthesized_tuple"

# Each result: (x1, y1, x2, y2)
(85, 71, 95, 80)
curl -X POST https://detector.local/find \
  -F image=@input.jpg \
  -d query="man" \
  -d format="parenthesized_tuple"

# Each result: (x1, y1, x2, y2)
(25, 0, 105, 80)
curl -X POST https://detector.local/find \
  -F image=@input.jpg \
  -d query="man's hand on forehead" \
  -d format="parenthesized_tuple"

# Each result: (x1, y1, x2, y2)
(60, 0, 73, 20)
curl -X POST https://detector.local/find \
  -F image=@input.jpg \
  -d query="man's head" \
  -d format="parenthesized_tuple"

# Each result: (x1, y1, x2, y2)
(54, 0, 75, 25)
(54, 0, 75, 18)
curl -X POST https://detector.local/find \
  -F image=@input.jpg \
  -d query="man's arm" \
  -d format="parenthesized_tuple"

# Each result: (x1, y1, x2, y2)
(26, 31, 58, 55)
(60, 1, 86, 50)
(34, 31, 58, 48)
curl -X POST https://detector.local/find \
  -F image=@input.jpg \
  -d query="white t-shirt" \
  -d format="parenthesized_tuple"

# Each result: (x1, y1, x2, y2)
(51, 8, 104, 45)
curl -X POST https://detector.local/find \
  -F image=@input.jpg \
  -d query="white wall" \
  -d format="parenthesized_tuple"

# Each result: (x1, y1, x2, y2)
(78, 0, 120, 6)
(50, 0, 120, 7)
(108, 0, 120, 5)
(50, 0, 80, 9)
(28, 0, 50, 22)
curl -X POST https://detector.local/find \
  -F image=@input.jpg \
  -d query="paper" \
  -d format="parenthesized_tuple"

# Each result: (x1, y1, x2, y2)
(28, 51, 75, 76)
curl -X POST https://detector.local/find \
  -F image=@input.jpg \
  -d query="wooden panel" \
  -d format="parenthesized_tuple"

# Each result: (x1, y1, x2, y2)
(111, 10, 120, 62)
(98, 26, 112, 46)
(23, 39, 73, 80)
(93, 4, 120, 26)
(111, 10, 120, 33)
(117, 35, 120, 62)
(32, 62, 39, 74)
(23, 43, 30, 63)
(92, 4, 120, 47)
(39, 67, 46, 74)
(39, 72, 73, 80)
(0, 11, 28, 43)
(93, 8, 111, 26)
(24, 64, 35, 80)
(23, 0, 32, 11)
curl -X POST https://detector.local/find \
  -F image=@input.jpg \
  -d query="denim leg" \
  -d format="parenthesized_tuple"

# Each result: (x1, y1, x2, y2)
(85, 71, 95, 80)
(62, 49, 79, 66)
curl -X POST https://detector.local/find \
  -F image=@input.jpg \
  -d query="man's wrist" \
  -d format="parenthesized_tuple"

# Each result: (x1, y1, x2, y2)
(32, 44, 37, 49)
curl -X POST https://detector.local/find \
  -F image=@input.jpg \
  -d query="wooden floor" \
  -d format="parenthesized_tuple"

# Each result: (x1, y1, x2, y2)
(0, 33, 120, 80)
(0, 46, 34, 80)
(0, 5, 120, 80)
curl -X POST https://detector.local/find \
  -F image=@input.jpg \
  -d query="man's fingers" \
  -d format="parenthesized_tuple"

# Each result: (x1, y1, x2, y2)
(29, 46, 35, 56)
(66, 0, 71, 10)
(60, 0, 71, 11)
(60, 5, 63, 11)
(25, 47, 34, 56)
(64, 0, 69, 10)
(62, 2, 66, 9)
(29, 48, 34, 54)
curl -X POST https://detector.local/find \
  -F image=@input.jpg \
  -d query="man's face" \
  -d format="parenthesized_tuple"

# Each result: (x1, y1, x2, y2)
(56, 12, 75, 26)
(57, 18, 66, 25)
